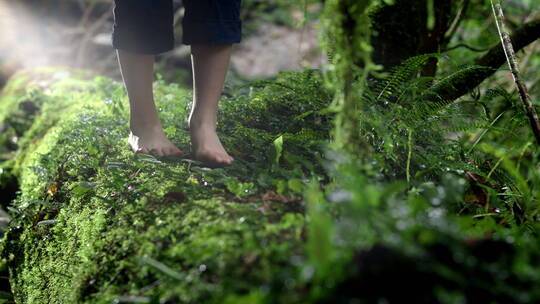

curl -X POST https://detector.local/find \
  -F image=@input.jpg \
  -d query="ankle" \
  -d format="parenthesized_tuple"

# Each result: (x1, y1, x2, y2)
(188, 115, 216, 131)
(129, 119, 163, 134)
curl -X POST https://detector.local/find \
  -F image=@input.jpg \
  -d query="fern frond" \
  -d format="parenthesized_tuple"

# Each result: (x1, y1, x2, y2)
(373, 53, 440, 102)
(423, 65, 493, 104)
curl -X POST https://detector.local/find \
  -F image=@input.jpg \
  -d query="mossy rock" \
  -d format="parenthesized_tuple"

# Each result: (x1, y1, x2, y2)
(0, 67, 333, 303)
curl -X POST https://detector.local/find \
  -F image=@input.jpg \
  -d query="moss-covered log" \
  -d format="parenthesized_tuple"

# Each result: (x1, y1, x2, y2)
(2, 68, 540, 304)
(0, 68, 332, 303)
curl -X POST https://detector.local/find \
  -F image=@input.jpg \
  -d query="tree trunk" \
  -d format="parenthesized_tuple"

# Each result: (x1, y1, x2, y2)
(369, 0, 457, 75)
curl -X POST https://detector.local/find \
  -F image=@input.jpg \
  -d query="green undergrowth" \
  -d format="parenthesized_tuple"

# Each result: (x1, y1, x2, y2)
(0, 68, 332, 303)
(1, 62, 540, 303)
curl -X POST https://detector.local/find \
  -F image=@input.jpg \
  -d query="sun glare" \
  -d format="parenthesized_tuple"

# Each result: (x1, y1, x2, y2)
(0, 0, 70, 69)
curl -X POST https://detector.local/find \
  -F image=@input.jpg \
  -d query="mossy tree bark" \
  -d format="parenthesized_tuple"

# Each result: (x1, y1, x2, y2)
(321, 0, 376, 156)
(369, 0, 457, 75)
(368, 0, 540, 104)
(429, 17, 540, 103)
(321, 0, 462, 157)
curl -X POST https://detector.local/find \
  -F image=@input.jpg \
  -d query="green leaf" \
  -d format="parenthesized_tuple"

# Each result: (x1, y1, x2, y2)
(70, 181, 98, 197)
(138, 255, 184, 280)
(273, 135, 284, 165)
(37, 220, 58, 226)
(288, 179, 305, 193)
(114, 296, 150, 303)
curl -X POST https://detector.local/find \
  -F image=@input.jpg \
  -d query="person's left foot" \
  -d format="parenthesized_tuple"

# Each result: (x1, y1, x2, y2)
(189, 120, 234, 167)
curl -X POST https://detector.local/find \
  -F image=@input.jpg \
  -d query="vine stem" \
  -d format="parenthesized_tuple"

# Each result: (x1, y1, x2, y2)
(406, 128, 413, 185)
(490, 0, 540, 145)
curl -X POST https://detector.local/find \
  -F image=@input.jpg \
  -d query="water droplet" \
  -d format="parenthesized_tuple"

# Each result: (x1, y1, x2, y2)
(396, 220, 407, 230)
(328, 189, 351, 203)
(428, 208, 444, 219)
(285, 278, 296, 289)
(301, 265, 315, 280)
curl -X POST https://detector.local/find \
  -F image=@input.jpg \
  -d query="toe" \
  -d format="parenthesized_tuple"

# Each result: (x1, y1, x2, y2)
(172, 148, 184, 157)
(157, 148, 167, 157)
(163, 147, 182, 156)
(136, 146, 150, 154)
(217, 154, 228, 163)
(222, 154, 233, 164)
(194, 149, 233, 167)
(218, 154, 233, 166)
(164, 147, 177, 157)
(163, 147, 173, 156)
(145, 147, 159, 156)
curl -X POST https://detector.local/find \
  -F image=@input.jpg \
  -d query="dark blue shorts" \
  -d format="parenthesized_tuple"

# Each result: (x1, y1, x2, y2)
(112, 0, 242, 55)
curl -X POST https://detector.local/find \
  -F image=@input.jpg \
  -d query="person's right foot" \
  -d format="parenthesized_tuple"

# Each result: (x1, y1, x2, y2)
(128, 125, 184, 157)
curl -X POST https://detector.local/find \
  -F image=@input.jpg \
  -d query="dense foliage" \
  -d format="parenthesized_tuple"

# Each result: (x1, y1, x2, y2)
(1, 53, 539, 303)
(0, 0, 539, 303)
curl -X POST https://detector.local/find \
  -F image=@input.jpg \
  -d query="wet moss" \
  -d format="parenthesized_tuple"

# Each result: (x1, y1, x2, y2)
(1, 64, 540, 303)
(0, 68, 332, 303)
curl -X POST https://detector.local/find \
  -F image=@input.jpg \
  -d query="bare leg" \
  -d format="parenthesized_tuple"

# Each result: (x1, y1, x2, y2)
(189, 44, 234, 166)
(116, 49, 183, 157)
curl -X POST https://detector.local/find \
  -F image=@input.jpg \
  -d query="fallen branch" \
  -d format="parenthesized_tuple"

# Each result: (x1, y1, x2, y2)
(429, 17, 540, 104)
(490, 0, 540, 144)
(443, 43, 490, 52)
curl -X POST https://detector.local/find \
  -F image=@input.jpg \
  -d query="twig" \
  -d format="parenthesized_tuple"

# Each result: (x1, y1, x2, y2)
(444, 0, 470, 42)
(444, 43, 490, 52)
(490, 0, 540, 145)
(406, 128, 413, 185)
(74, 4, 113, 68)
(426, 17, 540, 103)
(77, 2, 97, 29)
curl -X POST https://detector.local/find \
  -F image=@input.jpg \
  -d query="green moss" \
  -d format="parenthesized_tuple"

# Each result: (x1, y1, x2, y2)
(3, 63, 539, 303)
(0, 67, 331, 303)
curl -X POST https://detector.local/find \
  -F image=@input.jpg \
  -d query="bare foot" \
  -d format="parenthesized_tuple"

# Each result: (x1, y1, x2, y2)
(189, 122, 234, 167)
(128, 126, 184, 157)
